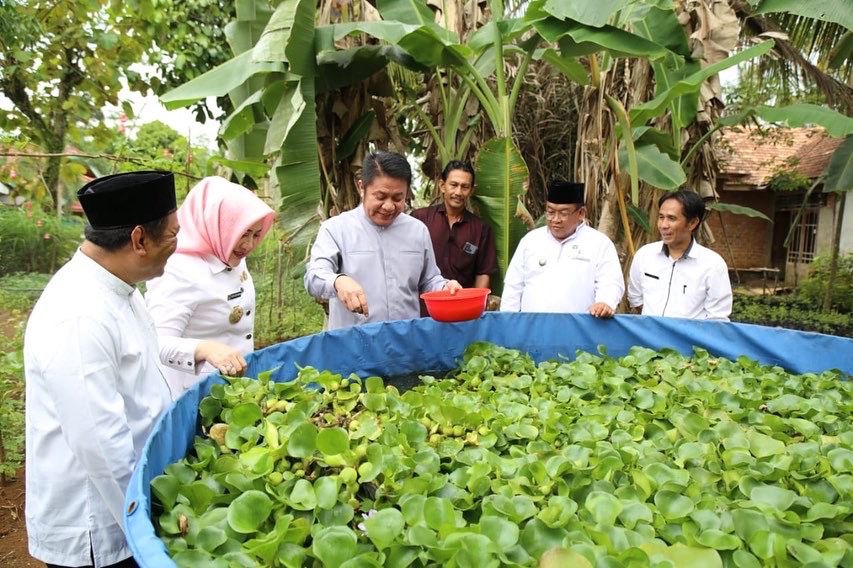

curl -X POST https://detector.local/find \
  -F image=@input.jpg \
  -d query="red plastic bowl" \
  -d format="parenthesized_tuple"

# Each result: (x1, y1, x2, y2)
(420, 288, 491, 322)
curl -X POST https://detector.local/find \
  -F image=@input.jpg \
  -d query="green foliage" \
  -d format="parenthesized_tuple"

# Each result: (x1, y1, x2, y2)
(154, 342, 852, 565)
(0, 205, 83, 276)
(767, 164, 812, 192)
(0, 281, 34, 480)
(0, 0, 166, 205)
(0, 325, 24, 480)
(798, 254, 853, 314)
(247, 227, 325, 346)
(732, 294, 852, 336)
(0, 272, 50, 311)
(142, 0, 237, 121)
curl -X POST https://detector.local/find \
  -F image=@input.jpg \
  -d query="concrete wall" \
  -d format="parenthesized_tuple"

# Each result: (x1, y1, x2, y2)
(841, 192, 853, 254)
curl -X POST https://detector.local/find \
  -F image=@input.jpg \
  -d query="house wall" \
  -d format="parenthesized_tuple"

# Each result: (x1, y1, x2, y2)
(841, 192, 853, 254)
(705, 189, 774, 269)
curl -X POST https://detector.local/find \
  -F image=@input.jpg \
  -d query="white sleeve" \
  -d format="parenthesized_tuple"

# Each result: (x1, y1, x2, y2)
(304, 221, 343, 300)
(627, 250, 645, 308)
(594, 239, 625, 309)
(703, 258, 733, 321)
(500, 241, 526, 312)
(145, 274, 201, 373)
(39, 317, 137, 527)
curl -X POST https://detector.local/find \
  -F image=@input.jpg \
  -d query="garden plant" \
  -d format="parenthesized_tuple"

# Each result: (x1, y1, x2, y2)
(152, 342, 852, 567)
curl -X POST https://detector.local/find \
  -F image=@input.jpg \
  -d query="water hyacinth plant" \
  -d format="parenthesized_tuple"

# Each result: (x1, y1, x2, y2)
(151, 342, 852, 567)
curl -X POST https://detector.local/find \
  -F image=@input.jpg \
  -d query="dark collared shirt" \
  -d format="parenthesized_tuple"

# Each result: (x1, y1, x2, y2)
(411, 204, 498, 288)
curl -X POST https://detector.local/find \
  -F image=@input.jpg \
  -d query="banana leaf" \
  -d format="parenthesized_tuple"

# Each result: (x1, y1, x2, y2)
(541, 0, 634, 27)
(755, 104, 853, 139)
(707, 202, 772, 222)
(376, 0, 437, 27)
(532, 18, 668, 60)
(618, 143, 686, 191)
(630, 6, 691, 57)
(473, 137, 530, 295)
(823, 135, 852, 194)
(754, 0, 853, 30)
(160, 50, 283, 110)
(336, 111, 376, 163)
(629, 40, 774, 125)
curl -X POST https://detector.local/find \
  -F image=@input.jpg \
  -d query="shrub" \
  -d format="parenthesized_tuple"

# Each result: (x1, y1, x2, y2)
(0, 205, 83, 276)
(247, 227, 325, 345)
(732, 293, 852, 337)
(797, 253, 853, 314)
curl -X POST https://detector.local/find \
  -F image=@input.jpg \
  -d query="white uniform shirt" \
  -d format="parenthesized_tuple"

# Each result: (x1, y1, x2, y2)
(627, 239, 732, 321)
(500, 223, 624, 313)
(24, 250, 172, 567)
(304, 207, 447, 330)
(145, 253, 255, 394)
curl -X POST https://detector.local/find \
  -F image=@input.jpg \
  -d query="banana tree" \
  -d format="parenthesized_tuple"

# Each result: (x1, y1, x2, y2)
(341, 0, 686, 292)
(162, 0, 419, 246)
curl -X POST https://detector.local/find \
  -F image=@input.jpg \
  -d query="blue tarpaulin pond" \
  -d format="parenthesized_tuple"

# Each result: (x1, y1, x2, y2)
(124, 312, 852, 566)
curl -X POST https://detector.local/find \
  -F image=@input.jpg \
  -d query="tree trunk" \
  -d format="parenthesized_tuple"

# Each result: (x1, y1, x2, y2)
(43, 136, 65, 214)
(822, 191, 845, 312)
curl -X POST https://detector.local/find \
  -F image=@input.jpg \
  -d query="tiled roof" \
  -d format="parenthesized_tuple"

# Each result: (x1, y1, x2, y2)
(717, 126, 843, 187)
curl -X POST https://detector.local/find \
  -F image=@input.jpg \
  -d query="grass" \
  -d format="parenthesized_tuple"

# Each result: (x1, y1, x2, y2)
(0, 275, 31, 481)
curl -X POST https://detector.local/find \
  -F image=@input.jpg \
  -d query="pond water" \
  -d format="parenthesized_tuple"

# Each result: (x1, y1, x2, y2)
(383, 370, 449, 393)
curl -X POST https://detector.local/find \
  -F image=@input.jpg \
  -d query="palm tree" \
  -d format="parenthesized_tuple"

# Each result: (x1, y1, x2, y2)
(729, 0, 852, 113)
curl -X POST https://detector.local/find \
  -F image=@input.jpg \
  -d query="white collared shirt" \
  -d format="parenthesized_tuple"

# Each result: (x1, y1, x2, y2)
(145, 253, 255, 394)
(627, 239, 732, 321)
(24, 250, 172, 567)
(304, 207, 447, 330)
(500, 224, 624, 313)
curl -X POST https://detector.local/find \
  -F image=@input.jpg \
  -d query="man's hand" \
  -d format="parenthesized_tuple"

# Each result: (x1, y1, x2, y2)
(335, 275, 369, 316)
(443, 280, 462, 294)
(589, 302, 615, 318)
(196, 341, 248, 376)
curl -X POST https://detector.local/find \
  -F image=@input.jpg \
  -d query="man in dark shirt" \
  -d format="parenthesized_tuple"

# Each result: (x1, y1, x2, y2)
(411, 161, 498, 313)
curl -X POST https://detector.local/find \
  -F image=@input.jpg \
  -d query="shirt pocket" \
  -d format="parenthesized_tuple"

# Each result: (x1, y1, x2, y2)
(394, 250, 423, 286)
(341, 250, 376, 276)
(450, 243, 477, 276)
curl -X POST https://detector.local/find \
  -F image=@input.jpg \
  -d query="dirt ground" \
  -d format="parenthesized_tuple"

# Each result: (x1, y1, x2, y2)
(0, 307, 40, 567)
(0, 468, 39, 568)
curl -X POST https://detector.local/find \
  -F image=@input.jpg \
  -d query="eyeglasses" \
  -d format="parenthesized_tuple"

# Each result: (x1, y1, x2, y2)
(544, 208, 579, 220)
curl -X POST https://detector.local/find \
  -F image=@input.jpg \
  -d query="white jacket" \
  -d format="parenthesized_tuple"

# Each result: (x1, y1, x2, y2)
(24, 251, 171, 567)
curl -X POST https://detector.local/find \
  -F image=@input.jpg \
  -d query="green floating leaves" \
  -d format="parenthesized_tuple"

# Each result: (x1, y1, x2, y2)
(316, 427, 349, 455)
(154, 342, 851, 566)
(312, 525, 358, 568)
(227, 490, 273, 534)
(364, 508, 404, 550)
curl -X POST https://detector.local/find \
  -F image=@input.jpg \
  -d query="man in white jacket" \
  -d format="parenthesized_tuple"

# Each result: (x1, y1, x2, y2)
(501, 180, 624, 316)
(627, 189, 732, 320)
(24, 171, 177, 568)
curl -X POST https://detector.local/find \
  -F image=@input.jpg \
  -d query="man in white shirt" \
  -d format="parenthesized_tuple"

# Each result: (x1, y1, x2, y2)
(24, 172, 177, 568)
(305, 151, 461, 330)
(627, 189, 732, 320)
(500, 181, 624, 316)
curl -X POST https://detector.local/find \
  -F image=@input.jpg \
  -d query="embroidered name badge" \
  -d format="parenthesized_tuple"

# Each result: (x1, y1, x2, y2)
(462, 241, 478, 255)
(227, 288, 244, 301)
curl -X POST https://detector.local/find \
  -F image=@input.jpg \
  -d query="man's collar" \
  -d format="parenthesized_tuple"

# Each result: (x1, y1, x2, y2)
(549, 221, 586, 243)
(661, 237, 695, 259)
(437, 202, 469, 222)
(75, 249, 136, 297)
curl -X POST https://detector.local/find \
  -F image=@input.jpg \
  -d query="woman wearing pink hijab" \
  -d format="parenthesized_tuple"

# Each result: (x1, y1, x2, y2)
(145, 176, 276, 395)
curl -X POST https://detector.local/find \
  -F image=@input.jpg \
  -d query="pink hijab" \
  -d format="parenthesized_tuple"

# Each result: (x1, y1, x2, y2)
(176, 176, 276, 264)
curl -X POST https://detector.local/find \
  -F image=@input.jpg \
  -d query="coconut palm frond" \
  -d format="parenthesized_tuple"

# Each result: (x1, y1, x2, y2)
(731, 0, 853, 112)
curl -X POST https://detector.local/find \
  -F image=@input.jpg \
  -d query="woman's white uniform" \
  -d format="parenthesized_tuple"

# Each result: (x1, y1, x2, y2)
(145, 252, 255, 395)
